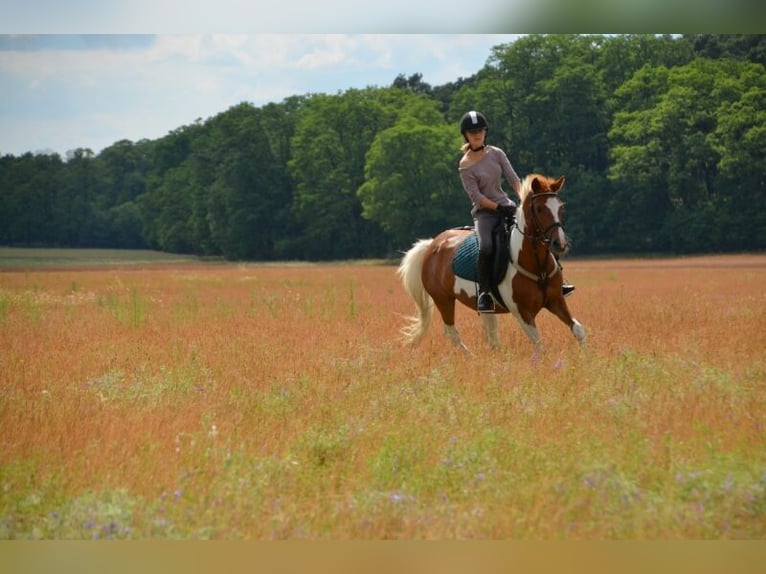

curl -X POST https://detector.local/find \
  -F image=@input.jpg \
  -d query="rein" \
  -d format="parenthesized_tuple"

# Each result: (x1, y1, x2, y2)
(511, 192, 563, 292)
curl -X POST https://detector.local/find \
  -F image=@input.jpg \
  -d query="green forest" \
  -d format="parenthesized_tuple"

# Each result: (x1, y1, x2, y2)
(1, 34, 764, 260)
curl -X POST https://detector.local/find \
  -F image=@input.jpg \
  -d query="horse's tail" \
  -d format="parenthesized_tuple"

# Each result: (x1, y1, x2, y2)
(397, 239, 434, 346)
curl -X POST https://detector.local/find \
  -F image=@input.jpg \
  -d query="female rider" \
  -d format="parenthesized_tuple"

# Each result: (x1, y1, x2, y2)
(458, 110, 574, 312)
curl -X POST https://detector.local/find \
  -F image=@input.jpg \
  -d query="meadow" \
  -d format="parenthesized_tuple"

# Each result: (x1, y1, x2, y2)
(0, 248, 764, 539)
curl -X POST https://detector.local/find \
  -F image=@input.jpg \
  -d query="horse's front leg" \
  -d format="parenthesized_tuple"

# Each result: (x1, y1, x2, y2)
(571, 318, 586, 345)
(547, 298, 586, 345)
(514, 315, 545, 363)
(514, 312, 542, 350)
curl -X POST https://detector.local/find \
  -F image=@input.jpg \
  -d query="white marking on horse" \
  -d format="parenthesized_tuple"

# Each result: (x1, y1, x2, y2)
(572, 319, 586, 343)
(453, 276, 475, 299)
(444, 235, 464, 249)
(544, 195, 567, 251)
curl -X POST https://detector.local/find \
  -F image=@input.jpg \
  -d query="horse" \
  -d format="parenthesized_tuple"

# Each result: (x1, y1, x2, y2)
(397, 173, 586, 353)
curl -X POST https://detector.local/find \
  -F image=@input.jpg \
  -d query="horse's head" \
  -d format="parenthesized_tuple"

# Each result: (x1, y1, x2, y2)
(518, 174, 569, 256)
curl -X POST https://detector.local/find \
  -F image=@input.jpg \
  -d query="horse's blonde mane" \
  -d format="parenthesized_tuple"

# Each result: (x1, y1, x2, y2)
(519, 173, 561, 203)
(518, 174, 540, 203)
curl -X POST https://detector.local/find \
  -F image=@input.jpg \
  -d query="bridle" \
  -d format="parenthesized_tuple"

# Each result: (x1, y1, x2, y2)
(516, 192, 565, 244)
(512, 192, 565, 293)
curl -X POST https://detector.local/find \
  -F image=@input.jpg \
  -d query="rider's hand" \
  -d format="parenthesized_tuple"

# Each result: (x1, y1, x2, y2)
(497, 204, 516, 218)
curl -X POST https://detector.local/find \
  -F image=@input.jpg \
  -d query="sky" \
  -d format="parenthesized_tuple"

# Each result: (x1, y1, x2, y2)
(1, 0, 752, 159)
(0, 34, 519, 157)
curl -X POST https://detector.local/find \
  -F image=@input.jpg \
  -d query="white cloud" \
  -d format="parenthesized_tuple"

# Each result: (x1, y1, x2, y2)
(295, 36, 358, 70)
(0, 34, 518, 156)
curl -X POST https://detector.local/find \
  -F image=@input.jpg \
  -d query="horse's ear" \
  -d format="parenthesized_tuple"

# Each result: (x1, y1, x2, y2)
(551, 176, 565, 192)
(530, 176, 543, 192)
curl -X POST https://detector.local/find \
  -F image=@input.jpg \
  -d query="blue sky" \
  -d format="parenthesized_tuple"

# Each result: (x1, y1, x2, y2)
(0, 34, 518, 157)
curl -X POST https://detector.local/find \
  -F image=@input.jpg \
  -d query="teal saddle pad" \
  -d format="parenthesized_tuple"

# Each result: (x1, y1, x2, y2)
(452, 232, 479, 281)
(450, 224, 512, 310)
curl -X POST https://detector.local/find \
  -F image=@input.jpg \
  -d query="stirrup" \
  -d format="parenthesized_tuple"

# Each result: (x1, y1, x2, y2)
(477, 292, 495, 313)
(563, 284, 576, 298)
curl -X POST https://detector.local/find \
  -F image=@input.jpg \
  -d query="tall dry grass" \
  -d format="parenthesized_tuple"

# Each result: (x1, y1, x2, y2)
(1, 254, 764, 539)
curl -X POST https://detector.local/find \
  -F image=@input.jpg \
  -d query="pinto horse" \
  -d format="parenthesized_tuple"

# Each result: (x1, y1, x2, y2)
(397, 173, 586, 352)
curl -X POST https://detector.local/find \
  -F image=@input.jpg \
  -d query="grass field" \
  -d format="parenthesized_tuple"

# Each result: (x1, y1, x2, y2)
(1, 249, 764, 539)
(0, 247, 204, 269)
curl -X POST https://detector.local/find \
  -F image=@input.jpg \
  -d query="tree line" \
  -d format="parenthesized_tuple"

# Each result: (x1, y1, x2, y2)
(1, 34, 764, 260)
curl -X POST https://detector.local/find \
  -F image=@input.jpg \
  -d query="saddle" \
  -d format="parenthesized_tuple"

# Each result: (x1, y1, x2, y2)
(451, 218, 513, 309)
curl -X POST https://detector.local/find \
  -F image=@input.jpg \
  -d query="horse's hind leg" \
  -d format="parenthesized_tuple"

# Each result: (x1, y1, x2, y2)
(433, 294, 470, 353)
(480, 314, 501, 349)
(444, 324, 470, 353)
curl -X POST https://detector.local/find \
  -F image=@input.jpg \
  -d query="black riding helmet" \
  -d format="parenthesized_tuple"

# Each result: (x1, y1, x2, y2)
(459, 110, 488, 138)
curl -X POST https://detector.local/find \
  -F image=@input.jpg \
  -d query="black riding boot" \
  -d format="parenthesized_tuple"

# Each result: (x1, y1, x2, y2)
(554, 254, 576, 297)
(476, 251, 495, 313)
